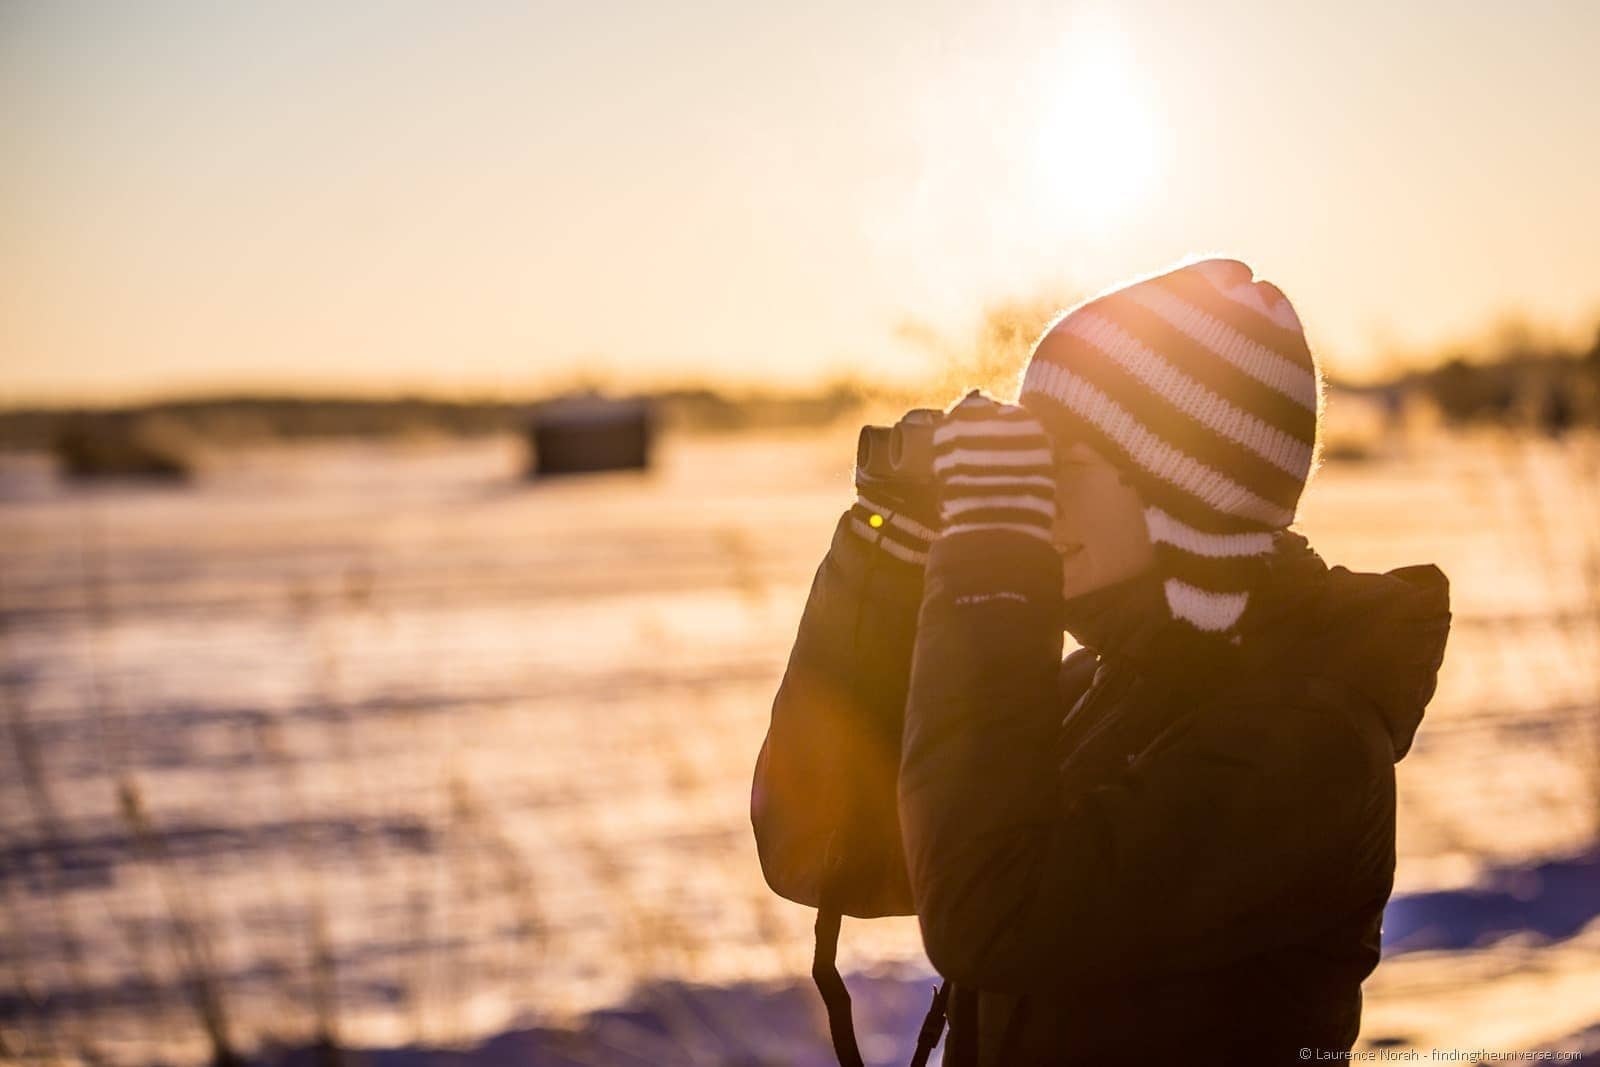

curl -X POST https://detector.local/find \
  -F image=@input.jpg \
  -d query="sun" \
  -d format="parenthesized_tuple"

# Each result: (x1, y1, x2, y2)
(1027, 19, 1163, 237)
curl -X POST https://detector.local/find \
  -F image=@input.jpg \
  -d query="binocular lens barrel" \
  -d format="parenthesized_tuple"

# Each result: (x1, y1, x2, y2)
(856, 409, 940, 484)
(856, 425, 890, 476)
(854, 408, 941, 518)
(857, 423, 924, 481)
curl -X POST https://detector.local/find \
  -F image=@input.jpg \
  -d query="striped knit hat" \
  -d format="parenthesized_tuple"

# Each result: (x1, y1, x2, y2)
(1018, 257, 1321, 639)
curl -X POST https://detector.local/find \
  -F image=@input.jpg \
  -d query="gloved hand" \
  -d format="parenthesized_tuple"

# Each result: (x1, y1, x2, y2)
(849, 480, 940, 569)
(932, 390, 1057, 542)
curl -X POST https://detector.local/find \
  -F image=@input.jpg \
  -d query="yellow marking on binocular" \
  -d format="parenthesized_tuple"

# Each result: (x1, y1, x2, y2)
(868, 513, 884, 528)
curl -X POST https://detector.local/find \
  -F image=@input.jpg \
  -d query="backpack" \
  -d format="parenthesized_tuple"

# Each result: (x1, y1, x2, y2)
(750, 511, 948, 1065)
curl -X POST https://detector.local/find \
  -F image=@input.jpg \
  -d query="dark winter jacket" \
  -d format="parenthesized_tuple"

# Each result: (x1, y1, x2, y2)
(752, 512, 1451, 1066)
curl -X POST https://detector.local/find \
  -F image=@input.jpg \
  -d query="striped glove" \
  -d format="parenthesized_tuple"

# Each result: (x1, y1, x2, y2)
(849, 484, 940, 569)
(932, 390, 1057, 542)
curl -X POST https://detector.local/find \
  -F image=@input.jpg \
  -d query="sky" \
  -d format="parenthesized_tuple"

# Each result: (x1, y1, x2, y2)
(3, 1, 1599, 404)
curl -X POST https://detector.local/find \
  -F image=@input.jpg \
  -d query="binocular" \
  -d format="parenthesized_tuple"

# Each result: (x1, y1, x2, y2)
(854, 408, 943, 520)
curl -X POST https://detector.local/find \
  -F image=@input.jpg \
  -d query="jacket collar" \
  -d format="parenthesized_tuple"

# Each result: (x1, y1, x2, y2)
(1059, 531, 1329, 683)
(1056, 530, 1451, 764)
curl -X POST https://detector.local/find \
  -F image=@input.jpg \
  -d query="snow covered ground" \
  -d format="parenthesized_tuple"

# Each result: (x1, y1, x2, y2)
(1, 420, 1597, 1064)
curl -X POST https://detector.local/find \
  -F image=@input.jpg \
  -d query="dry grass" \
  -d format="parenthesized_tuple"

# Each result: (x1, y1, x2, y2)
(0, 424, 1597, 1063)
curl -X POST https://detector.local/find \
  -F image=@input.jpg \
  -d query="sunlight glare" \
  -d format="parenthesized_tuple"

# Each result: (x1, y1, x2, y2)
(1028, 17, 1163, 237)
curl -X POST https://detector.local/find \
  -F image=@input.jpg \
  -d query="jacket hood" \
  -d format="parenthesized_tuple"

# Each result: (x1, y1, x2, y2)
(1248, 532, 1452, 762)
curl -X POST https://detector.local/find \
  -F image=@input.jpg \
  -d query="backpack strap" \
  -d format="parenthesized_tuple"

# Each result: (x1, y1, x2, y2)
(811, 906, 951, 1067)
(908, 980, 950, 1067)
(812, 907, 865, 1067)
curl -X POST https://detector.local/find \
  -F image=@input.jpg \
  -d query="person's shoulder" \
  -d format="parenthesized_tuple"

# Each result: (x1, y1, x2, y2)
(1190, 670, 1379, 786)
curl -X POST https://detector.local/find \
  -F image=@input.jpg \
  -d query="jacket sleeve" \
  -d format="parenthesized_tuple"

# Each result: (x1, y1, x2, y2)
(751, 507, 927, 917)
(897, 530, 1369, 991)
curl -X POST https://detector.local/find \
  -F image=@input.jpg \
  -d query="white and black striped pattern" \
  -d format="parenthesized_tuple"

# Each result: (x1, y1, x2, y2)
(1019, 258, 1320, 637)
(932, 391, 1056, 542)
(849, 489, 938, 567)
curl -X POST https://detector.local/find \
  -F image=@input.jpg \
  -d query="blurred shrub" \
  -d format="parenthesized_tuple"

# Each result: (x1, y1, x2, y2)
(53, 413, 195, 481)
(1407, 323, 1600, 435)
(651, 378, 869, 433)
(1, 385, 878, 454)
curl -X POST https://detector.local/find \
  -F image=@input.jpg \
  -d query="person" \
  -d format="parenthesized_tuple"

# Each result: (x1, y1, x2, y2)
(750, 257, 1452, 1065)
